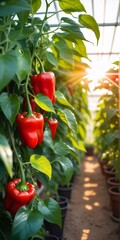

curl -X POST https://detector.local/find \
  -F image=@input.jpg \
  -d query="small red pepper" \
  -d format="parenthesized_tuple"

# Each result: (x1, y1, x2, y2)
(36, 179, 42, 188)
(31, 72, 56, 103)
(16, 111, 44, 148)
(45, 118, 58, 139)
(23, 96, 37, 111)
(106, 68, 118, 84)
(3, 178, 35, 215)
(67, 84, 74, 96)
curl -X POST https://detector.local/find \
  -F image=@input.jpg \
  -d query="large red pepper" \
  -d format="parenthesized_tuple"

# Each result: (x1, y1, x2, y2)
(45, 118, 58, 139)
(16, 111, 44, 148)
(31, 72, 56, 104)
(3, 178, 35, 215)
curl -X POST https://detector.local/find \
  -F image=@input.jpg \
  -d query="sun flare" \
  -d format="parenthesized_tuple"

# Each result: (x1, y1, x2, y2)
(86, 61, 109, 83)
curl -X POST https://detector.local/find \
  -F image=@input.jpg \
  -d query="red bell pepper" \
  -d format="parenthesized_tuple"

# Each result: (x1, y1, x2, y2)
(31, 72, 56, 104)
(4, 178, 35, 215)
(16, 111, 44, 148)
(45, 118, 58, 139)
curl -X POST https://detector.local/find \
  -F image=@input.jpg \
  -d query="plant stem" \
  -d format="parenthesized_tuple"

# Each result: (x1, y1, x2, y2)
(35, 54, 45, 73)
(25, 74, 34, 116)
(8, 125, 28, 190)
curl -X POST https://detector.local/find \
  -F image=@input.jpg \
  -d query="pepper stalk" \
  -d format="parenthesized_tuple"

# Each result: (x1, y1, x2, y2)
(25, 74, 35, 117)
(8, 126, 28, 191)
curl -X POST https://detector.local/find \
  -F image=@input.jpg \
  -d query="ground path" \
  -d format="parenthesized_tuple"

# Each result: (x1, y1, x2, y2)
(63, 156, 119, 240)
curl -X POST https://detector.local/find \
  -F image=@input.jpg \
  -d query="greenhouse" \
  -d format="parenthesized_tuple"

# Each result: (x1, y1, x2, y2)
(0, 0, 120, 239)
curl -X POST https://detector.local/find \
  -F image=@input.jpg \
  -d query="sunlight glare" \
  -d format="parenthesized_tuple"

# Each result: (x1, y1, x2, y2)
(86, 61, 110, 89)
(85, 204, 93, 210)
(81, 229, 90, 240)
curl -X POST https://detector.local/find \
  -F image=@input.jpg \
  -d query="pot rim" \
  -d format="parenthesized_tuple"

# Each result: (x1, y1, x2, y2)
(45, 234, 59, 240)
(108, 186, 120, 195)
(58, 183, 73, 190)
(107, 177, 119, 184)
(54, 196, 68, 203)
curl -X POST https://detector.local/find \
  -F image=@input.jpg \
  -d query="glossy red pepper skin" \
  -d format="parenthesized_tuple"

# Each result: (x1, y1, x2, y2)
(45, 118, 58, 139)
(4, 178, 35, 215)
(16, 111, 44, 148)
(31, 72, 56, 104)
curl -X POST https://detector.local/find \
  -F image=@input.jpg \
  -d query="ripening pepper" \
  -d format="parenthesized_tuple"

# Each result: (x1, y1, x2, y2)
(45, 118, 58, 139)
(16, 111, 44, 148)
(31, 72, 56, 104)
(3, 178, 35, 215)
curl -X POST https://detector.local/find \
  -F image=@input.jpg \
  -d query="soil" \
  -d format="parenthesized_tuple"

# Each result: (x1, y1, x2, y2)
(63, 156, 120, 240)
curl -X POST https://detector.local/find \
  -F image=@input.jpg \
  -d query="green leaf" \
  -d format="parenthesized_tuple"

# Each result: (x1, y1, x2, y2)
(0, 92, 20, 125)
(0, 51, 18, 91)
(61, 17, 82, 27)
(12, 207, 43, 240)
(55, 91, 73, 109)
(53, 142, 70, 156)
(16, 48, 31, 83)
(0, 134, 13, 178)
(107, 108, 117, 121)
(56, 156, 73, 184)
(10, 26, 35, 41)
(44, 128, 54, 149)
(45, 51, 58, 67)
(38, 198, 62, 227)
(30, 154, 52, 179)
(0, 0, 31, 16)
(32, 0, 41, 14)
(79, 14, 100, 42)
(61, 25, 86, 40)
(69, 136, 86, 151)
(57, 108, 77, 137)
(75, 39, 88, 59)
(17, 11, 29, 25)
(55, 40, 73, 65)
(59, 0, 86, 13)
(35, 94, 55, 113)
(113, 130, 120, 139)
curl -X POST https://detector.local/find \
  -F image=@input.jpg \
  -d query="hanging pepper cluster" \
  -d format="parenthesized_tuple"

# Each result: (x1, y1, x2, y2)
(16, 67, 58, 149)
(4, 66, 59, 215)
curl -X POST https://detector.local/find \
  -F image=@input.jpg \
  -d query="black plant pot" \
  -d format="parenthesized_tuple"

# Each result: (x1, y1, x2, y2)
(58, 183, 73, 200)
(44, 196, 68, 240)
(109, 186, 120, 222)
(85, 146, 94, 156)
(45, 234, 59, 240)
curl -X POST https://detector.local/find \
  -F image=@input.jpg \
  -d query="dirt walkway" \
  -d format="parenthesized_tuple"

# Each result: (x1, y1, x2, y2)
(63, 156, 119, 240)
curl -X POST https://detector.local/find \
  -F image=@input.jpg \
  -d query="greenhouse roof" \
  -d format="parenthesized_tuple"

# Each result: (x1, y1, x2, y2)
(36, 0, 120, 67)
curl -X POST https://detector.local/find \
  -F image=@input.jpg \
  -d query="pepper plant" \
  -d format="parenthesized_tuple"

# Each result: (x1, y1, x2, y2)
(0, 0, 99, 239)
(94, 62, 119, 178)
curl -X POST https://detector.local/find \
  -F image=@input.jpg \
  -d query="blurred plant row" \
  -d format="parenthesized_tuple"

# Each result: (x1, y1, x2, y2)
(94, 62, 119, 180)
(0, 0, 99, 239)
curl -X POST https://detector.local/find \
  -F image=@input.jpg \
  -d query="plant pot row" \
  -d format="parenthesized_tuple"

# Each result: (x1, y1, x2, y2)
(44, 183, 73, 239)
(99, 161, 120, 222)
